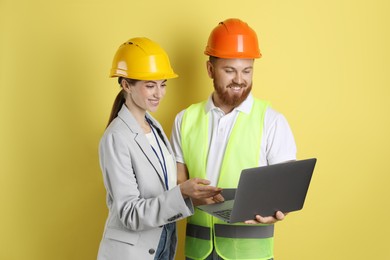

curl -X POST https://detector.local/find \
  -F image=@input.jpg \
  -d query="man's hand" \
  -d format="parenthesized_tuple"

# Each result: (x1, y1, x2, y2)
(244, 211, 287, 224)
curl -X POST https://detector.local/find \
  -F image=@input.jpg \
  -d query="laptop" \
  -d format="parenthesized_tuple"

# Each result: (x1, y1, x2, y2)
(197, 158, 317, 223)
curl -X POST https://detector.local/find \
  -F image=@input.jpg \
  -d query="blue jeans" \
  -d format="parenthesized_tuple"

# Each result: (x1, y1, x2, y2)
(154, 222, 176, 260)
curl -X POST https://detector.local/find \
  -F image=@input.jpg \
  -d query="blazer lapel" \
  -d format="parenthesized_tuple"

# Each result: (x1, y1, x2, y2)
(117, 105, 166, 188)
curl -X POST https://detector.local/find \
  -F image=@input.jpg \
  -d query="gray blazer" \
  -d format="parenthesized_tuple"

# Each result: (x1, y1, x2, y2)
(97, 105, 193, 260)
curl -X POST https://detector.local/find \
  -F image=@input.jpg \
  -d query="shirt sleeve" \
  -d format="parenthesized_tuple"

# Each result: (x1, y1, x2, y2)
(262, 107, 297, 165)
(170, 110, 186, 164)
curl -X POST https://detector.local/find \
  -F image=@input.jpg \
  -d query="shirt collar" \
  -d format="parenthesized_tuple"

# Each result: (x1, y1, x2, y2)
(205, 93, 254, 115)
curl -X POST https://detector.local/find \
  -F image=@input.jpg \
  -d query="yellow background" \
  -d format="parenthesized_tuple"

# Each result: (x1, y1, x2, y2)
(1, 0, 389, 259)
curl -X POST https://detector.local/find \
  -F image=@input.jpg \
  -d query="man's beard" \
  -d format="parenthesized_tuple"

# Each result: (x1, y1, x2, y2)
(213, 81, 252, 107)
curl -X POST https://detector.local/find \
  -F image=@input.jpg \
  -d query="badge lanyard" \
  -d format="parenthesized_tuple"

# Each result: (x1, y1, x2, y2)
(147, 118, 169, 190)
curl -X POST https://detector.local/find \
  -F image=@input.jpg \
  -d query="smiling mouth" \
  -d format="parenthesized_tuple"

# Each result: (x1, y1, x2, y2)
(228, 86, 245, 93)
(228, 83, 246, 90)
(149, 99, 160, 105)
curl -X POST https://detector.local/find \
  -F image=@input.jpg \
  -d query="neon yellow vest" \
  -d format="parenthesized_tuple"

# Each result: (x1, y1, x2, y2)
(181, 98, 274, 260)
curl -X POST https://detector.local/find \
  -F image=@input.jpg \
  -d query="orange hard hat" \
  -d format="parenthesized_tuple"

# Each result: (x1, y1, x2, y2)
(204, 18, 261, 59)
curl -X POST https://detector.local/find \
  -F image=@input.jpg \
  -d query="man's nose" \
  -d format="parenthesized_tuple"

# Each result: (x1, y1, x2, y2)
(233, 72, 243, 84)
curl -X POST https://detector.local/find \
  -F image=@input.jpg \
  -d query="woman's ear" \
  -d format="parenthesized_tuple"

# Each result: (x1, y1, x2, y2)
(121, 78, 132, 94)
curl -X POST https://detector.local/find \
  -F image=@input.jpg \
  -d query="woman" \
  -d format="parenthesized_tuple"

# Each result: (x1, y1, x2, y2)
(97, 37, 221, 260)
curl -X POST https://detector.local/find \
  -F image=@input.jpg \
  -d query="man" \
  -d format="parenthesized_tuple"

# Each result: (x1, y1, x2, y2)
(171, 18, 297, 260)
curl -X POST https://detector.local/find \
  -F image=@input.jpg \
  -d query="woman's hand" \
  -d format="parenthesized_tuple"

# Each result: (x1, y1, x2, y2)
(179, 178, 222, 200)
(191, 193, 225, 206)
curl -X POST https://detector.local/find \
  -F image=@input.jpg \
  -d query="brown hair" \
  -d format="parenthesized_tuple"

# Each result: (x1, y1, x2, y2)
(106, 77, 139, 127)
(209, 56, 219, 64)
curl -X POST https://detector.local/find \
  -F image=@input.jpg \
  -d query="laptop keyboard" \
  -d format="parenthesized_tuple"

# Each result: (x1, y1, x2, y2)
(214, 209, 232, 219)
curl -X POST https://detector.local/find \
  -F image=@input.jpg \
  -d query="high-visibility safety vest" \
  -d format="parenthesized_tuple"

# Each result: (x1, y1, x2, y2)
(181, 98, 274, 260)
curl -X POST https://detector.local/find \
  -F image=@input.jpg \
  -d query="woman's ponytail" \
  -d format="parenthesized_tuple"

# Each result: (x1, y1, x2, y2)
(107, 89, 125, 128)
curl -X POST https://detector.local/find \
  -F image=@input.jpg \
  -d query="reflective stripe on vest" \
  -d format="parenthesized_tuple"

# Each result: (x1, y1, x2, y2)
(182, 98, 274, 260)
(215, 224, 274, 239)
(187, 223, 274, 239)
(186, 223, 211, 240)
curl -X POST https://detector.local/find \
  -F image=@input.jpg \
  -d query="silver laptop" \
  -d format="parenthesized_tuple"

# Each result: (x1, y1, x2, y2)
(197, 158, 317, 223)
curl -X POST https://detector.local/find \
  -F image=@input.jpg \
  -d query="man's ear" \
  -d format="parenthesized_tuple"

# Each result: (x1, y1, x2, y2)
(206, 61, 214, 79)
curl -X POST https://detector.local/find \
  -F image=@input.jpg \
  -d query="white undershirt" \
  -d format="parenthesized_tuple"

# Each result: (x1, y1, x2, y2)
(146, 131, 176, 190)
(170, 94, 297, 186)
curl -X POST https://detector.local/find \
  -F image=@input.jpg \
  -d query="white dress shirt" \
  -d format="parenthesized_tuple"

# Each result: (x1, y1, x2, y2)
(170, 94, 297, 186)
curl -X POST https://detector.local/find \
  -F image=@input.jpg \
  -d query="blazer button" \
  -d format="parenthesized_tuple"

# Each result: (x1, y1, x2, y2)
(149, 248, 155, 255)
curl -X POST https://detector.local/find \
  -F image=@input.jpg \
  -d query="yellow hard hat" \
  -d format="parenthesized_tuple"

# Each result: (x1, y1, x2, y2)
(110, 37, 178, 80)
